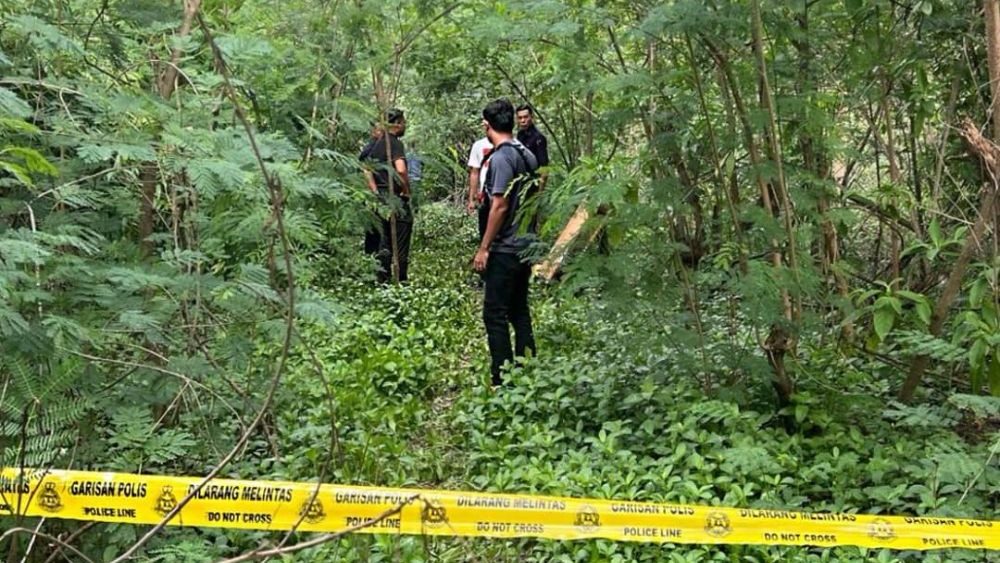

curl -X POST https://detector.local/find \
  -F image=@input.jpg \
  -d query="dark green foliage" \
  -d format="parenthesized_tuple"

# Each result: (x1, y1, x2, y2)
(255, 204, 996, 563)
(0, 357, 88, 467)
(0, 0, 998, 560)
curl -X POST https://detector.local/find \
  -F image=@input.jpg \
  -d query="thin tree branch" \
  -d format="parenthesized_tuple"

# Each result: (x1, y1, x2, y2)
(0, 528, 95, 563)
(61, 347, 244, 423)
(83, 0, 110, 48)
(17, 517, 44, 563)
(606, 26, 629, 73)
(40, 523, 96, 563)
(395, 2, 462, 57)
(0, 79, 82, 95)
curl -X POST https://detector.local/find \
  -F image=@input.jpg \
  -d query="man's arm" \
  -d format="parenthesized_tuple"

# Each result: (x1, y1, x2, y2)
(363, 169, 378, 193)
(393, 158, 410, 197)
(467, 143, 484, 212)
(473, 151, 515, 271)
(467, 167, 480, 212)
(473, 194, 508, 272)
(360, 139, 378, 192)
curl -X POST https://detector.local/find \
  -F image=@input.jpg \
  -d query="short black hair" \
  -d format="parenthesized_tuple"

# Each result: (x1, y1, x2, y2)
(385, 108, 405, 124)
(483, 99, 514, 133)
(515, 104, 533, 114)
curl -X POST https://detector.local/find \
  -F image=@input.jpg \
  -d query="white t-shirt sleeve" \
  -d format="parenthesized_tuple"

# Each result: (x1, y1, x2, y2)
(467, 141, 482, 168)
(467, 138, 492, 168)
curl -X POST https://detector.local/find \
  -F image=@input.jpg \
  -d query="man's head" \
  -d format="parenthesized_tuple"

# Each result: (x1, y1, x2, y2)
(482, 99, 515, 140)
(515, 104, 534, 130)
(368, 119, 384, 139)
(385, 107, 406, 137)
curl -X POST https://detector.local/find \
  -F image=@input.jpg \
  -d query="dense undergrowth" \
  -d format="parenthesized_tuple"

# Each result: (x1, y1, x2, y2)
(2, 1, 999, 560)
(93, 203, 994, 562)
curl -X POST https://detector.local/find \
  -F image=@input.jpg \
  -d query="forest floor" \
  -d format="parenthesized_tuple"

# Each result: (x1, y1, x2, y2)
(189, 202, 996, 563)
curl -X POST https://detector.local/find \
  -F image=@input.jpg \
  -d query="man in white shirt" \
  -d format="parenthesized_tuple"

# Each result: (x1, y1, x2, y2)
(467, 135, 493, 240)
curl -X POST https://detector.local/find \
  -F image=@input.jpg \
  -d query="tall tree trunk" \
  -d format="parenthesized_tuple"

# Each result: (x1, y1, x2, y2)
(707, 45, 748, 346)
(867, 87, 905, 280)
(794, 3, 852, 341)
(985, 0, 1000, 141)
(686, 33, 747, 274)
(138, 165, 158, 258)
(643, 39, 661, 181)
(750, 0, 796, 408)
(665, 139, 704, 266)
(139, 0, 202, 258)
(705, 32, 794, 409)
(932, 67, 962, 204)
(583, 91, 595, 158)
(157, 0, 201, 99)
(899, 122, 999, 402)
(868, 6, 922, 281)
(751, 1, 799, 312)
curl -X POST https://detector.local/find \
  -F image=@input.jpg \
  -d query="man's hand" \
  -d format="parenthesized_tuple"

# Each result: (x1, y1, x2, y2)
(473, 247, 489, 272)
(364, 170, 378, 193)
(466, 199, 477, 214)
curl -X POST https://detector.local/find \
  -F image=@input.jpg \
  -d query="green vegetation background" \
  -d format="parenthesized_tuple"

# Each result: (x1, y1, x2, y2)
(0, 0, 997, 561)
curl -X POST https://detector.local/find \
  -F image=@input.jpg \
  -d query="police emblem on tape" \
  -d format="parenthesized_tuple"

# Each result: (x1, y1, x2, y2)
(868, 518, 896, 542)
(154, 486, 178, 517)
(573, 505, 601, 532)
(704, 511, 731, 538)
(299, 496, 325, 524)
(421, 499, 448, 528)
(38, 482, 63, 513)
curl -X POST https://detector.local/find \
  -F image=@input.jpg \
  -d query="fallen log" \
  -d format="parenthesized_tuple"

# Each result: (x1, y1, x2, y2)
(533, 203, 590, 281)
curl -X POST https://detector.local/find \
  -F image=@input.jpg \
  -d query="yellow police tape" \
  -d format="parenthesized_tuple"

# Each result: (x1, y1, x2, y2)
(1, 469, 996, 551)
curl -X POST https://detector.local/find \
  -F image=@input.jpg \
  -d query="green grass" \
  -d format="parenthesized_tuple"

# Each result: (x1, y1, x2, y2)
(240, 203, 996, 562)
(51, 203, 994, 562)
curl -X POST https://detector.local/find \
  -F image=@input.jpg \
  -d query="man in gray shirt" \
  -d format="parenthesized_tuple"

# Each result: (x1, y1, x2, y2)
(472, 98, 539, 386)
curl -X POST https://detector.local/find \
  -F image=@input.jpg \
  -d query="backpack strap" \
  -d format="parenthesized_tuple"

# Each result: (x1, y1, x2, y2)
(490, 142, 536, 174)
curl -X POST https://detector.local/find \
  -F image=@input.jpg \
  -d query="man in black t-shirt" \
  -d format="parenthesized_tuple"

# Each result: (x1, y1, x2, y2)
(362, 108, 412, 283)
(516, 104, 548, 229)
(473, 99, 539, 387)
(516, 104, 548, 185)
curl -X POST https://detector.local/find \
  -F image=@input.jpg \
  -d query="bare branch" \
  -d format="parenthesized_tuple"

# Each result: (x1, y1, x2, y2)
(395, 2, 462, 57)
(41, 523, 96, 563)
(0, 528, 95, 563)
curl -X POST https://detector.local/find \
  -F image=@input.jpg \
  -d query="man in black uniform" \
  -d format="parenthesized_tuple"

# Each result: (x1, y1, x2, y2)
(362, 108, 412, 283)
(473, 99, 539, 386)
(516, 104, 549, 189)
(515, 104, 548, 230)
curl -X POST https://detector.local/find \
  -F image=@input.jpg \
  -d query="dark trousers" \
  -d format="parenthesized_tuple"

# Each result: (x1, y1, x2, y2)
(483, 251, 535, 385)
(477, 201, 489, 241)
(376, 214, 413, 283)
(363, 225, 381, 255)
